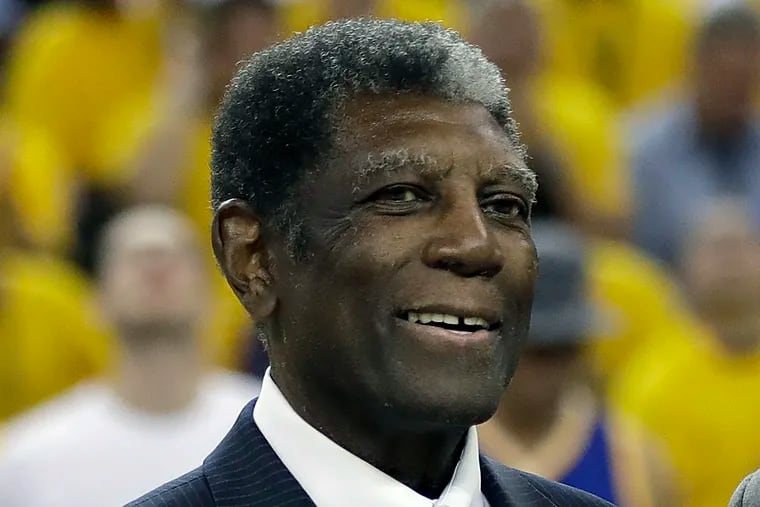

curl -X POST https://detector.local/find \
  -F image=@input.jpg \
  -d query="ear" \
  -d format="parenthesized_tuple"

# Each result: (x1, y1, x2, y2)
(212, 199, 276, 320)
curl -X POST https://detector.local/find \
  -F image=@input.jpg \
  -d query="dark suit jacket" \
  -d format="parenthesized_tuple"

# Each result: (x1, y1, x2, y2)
(126, 400, 615, 507)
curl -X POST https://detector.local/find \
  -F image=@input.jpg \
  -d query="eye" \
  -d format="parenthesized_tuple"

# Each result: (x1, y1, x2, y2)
(362, 184, 430, 215)
(369, 185, 427, 205)
(482, 195, 528, 220)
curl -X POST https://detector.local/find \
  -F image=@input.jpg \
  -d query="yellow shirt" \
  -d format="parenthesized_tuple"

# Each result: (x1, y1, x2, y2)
(611, 327, 760, 507)
(0, 118, 75, 253)
(3, 4, 161, 180)
(0, 252, 112, 421)
(587, 239, 696, 383)
(281, 0, 468, 33)
(533, 0, 694, 107)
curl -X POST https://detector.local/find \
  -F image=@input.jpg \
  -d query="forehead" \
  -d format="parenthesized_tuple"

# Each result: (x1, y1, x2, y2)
(690, 208, 760, 250)
(333, 94, 524, 173)
(106, 215, 197, 260)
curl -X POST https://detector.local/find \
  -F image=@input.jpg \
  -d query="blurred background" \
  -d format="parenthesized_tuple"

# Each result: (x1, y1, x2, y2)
(0, 0, 758, 505)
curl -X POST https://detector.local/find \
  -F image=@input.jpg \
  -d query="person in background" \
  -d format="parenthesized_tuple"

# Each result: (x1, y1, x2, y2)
(0, 135, 109, 420)
(479, 221, 678, 506)
(0, 206, 260, 507)
(115, 0, 280, 243)
(472, 0, 696, 387)
(612, 201, 760, 507)
(2, 0, 165, 265)
(471, 0, 629, 238)
(106, 0, 281, 370)
(532, 0, 694, 108)
(630, 5, 760, 266)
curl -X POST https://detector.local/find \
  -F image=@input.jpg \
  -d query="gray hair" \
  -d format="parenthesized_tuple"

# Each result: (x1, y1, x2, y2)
(211, 18, 534, 256)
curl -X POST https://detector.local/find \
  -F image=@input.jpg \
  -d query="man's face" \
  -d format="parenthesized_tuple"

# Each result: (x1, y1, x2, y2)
(100, 213, 208, 334)
(268, 95, 537, 428)
(684, 207, 760, 314)
(696, 37, 760, 131)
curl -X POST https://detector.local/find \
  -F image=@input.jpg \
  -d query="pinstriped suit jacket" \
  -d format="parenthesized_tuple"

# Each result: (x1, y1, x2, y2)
(126, 399, 615, 507)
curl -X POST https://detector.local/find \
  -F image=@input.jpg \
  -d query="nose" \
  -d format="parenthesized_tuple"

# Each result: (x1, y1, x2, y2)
(422, 195, 506, 278)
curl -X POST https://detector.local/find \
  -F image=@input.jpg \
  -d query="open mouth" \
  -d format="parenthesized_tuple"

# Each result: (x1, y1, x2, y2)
(398, 310, 500, 334)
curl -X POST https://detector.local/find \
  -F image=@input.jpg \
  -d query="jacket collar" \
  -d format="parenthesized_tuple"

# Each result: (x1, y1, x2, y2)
(203, 398, 531, 507)
(203, 399, 315, 507)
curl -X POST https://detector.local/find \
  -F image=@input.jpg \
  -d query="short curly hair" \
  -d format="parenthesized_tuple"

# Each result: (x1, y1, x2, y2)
(211, 18, 533, 252)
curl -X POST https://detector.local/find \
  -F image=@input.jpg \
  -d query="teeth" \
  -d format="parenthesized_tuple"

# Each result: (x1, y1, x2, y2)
(443, 314, 459, 325)
(406, 312, 492, 329)
(464, 317, 490, 328)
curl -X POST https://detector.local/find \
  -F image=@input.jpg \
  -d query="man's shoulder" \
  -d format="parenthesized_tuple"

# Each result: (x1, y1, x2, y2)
(730, 469, 760, 507)
(481, 456, 616, 506)
(125, 467, 214, 507)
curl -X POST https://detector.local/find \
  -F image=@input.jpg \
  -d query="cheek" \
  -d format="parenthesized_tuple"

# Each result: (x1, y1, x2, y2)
(502, 236, 538, 297)
(325, 217, 412, 284)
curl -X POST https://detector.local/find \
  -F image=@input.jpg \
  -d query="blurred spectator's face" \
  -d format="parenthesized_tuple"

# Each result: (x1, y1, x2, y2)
(503, 344, 582, 411)
(471, 1, 541, 81)
(100, 212, 207, 334)
(684, 207, 760, 316)
(207, 5, 279, 104)
(696, 36, 760, 132)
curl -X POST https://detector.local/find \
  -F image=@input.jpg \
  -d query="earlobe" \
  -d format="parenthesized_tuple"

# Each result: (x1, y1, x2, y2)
(212, 199, 277, 320)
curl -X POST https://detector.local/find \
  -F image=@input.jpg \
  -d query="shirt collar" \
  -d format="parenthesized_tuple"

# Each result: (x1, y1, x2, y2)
(253, 369, 486, 507)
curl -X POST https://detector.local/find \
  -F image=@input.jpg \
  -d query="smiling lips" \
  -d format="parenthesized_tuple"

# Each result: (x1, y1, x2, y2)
(401, 310, 500, 335)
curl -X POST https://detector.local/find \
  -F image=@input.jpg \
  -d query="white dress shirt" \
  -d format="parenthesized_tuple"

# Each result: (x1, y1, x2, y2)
(254, 370, 489, 507)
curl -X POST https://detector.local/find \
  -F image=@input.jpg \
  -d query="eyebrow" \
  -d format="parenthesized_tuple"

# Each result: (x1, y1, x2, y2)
(352, 148, 538, 201)
(483, 164, 538, 201)
(353, 149, 439, 182)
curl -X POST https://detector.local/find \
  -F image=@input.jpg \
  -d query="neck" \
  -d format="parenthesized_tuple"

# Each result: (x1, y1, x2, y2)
(113, 328, 203, 414)
(270, 365, 467, 499)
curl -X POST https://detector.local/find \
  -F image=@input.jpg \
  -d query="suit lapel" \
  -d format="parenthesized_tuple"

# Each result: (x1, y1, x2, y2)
(202, 399, 315, 507)
(480, 455, 522, 507)
(200, 399, 563, 507)
(480, 454, 562, 507)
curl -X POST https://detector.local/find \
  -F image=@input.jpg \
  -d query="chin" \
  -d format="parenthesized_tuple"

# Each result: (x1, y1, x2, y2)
(376, 367, 511, 430)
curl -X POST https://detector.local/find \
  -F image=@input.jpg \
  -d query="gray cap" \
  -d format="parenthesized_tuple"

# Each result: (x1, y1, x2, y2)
(529, 220, 595, 346)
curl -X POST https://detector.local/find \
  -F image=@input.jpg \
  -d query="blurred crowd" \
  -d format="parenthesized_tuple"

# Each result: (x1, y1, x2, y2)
(0, 0, 758, 505)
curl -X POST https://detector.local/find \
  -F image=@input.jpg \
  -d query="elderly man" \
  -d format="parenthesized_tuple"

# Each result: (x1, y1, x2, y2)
(129, 19, 613, 506)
